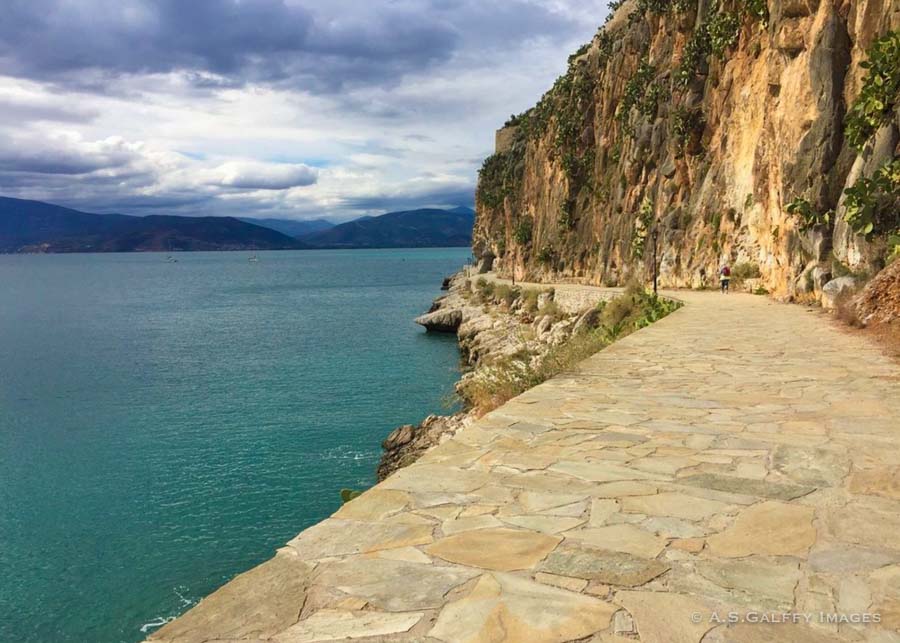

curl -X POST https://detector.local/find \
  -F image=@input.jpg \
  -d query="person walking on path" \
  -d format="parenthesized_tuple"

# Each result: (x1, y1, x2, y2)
(720, 264, 731, 294)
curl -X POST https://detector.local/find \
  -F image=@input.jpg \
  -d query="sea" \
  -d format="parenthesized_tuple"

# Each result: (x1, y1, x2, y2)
(0, 248, 469, 643)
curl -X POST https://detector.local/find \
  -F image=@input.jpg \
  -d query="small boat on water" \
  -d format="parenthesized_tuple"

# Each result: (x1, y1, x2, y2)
(248, 254, 260, 263)
(165, 255, 178, 263)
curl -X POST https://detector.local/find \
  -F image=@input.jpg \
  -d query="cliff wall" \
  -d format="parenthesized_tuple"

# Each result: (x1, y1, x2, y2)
(473, 0, 899, 298)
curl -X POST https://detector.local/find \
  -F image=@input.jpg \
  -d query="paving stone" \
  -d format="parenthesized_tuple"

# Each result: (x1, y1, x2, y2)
(620, 492, 731, 521)
(380, 465, 489, 493)
(287, 519, 434, 560)
(425, 528, 562, 571)
(591, 481, 658, 497)
(613, 591, 715, 643)
(640, 516, 709, 538)
(148, 551, 312, 643)
(535, 572, 589, 592)
(808, 545, 898, 573)
(539, 542, 670, 587)
(273, 609, 423, 642)
(564, 524, 666, 558)
(702, 623, 845, 642)
(429, 573, 617, 642)
(670, 538, 705, 553)
(696, 556, 801, 607)
(677, 473, 815, 501)
(848, 467, 900, 500)
(441, 514, 503, 535)
(313, 558, 478, 611)
(706, 501, 816, 558)
(518, 491, 589, 513)
(550, 461, 669, 482)
(366, 546, 433, 565)
(822, 503, 900, 552)
(501, 514, 585, 534)
(772, 446, 849, 486)
(588, 498, 620, 526)
(332, 489, 410, 522)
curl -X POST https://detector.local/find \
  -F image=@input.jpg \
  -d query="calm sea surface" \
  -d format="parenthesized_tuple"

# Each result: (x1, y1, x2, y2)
(0, 248, 468, 643)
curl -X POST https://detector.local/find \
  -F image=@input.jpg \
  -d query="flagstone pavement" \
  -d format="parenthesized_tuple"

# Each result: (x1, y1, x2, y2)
(149, 286, 900, 643)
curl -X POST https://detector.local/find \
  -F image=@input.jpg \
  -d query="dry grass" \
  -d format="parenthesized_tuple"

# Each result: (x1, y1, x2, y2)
(458, 286, 682, 417)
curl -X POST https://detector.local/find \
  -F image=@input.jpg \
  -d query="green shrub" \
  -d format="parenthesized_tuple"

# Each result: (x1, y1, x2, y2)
(785, 197, 832, 231)
(493, 284, 520, 307)
(632, 197, 654, 259)
(845, 31, 900, 151)
(672, 107, 705, 144)
(558, 203, 576, 230)
(731, 262, 761, 281)
(475, 278, 495, 302)
(521, 289, 542, 315)
(742, 0, 769, 22)
(514, 217, 534, 245)
(675, 26, 711, 88)
(617, 59, 657, 127)
(477, 150, 525, 209)
(842, 158, 900, 238)
(539, 299, 565, 321)
(537, 245, 557, 265)
(597, 30, 615, 65)
(707, 11, 741, 55)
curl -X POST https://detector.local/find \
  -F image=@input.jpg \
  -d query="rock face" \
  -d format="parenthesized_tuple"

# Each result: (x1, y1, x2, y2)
(472, 0, 899, 300)
(377, 414, 466, 481)
(414, 307, 463, 332)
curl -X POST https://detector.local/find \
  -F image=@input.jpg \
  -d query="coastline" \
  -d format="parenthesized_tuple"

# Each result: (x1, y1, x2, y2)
(377, 270, 620, 481)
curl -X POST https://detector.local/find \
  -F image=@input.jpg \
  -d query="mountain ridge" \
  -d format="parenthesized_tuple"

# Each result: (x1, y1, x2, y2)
(300, 207, 475, 248)
(0, 197, 477, 252)
(0, 197, 303, 253)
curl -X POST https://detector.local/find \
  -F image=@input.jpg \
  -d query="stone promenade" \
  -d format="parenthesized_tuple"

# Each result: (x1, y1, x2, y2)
(150, 288, 900, 643)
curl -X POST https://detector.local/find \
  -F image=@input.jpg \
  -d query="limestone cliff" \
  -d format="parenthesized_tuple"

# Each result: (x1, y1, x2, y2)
(473, 0, 899, 298)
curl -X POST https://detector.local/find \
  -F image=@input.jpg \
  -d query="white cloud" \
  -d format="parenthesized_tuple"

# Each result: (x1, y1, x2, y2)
(213, 161, 318, 190)
(0, 1, 610, 220)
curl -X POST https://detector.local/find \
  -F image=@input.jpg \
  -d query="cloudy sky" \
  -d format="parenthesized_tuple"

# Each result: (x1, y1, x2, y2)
(0, 0, 608, 222)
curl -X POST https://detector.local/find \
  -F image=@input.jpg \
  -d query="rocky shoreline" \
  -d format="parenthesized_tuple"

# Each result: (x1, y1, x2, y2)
(377, 271, 611, 481)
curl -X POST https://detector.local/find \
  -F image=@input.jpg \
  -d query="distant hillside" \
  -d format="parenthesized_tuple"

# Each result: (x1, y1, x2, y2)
(238, 217, 334, 238)
(0, 197, 304, 253)
(303, 207, 475, 249)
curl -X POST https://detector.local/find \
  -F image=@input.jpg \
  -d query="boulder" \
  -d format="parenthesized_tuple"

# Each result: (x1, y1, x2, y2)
(415, 308, 463, 333)
(821, 276, 857, 310)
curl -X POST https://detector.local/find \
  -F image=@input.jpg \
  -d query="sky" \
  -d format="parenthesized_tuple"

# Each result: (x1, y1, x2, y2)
(0, 0, 608, 222)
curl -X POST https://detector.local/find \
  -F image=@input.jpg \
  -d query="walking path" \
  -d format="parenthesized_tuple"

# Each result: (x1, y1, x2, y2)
(149, 285, 900, 643)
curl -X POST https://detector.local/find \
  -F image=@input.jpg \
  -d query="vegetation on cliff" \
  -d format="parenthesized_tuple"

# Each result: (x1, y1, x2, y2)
(474, 0, 899, 299)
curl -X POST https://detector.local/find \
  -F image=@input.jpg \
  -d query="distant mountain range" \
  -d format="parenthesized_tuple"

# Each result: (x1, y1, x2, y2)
(0, 197, 475, 253)
(296, 207, 474, 249)
(237, 217, 334, 238)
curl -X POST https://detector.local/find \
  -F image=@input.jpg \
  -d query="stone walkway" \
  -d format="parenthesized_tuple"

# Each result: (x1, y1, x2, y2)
(149, 288, 900, 643)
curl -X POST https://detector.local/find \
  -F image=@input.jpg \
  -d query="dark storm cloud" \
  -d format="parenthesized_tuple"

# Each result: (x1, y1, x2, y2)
(0, 0, 455, 91)
(0, 0, 577, 92)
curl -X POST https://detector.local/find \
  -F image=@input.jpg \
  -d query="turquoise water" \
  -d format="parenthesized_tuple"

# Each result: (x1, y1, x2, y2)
(0, 248, 468, 643)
